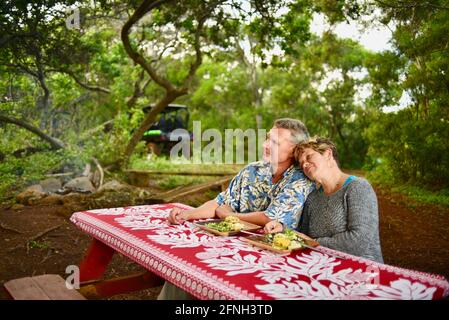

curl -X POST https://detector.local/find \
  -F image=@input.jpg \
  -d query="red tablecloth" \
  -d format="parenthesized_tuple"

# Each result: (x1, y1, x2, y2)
(70, 203, 449, 300)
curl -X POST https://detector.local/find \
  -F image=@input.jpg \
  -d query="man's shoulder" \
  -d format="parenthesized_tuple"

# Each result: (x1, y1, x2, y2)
(245, 160, 270, 169)
(280, 166, 315, 193)
(230, 161, 270, 181)
(239, 161, 270, 173)
(286, 165, 311, 183)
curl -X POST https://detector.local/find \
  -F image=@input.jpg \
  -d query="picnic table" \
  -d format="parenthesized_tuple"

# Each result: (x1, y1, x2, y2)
(70, 203, 449, 300)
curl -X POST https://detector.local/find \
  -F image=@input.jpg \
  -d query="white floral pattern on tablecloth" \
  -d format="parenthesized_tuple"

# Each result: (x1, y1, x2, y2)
(70, 203, 449, 300)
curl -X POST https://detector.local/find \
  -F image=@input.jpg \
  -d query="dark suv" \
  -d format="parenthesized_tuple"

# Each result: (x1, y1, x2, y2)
(142, 104, 192, 155)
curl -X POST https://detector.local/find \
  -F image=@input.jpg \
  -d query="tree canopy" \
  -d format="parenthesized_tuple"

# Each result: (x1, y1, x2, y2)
(1, 0, 448, 199)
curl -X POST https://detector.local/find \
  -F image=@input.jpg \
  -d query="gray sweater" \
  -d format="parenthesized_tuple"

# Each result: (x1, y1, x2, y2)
(298, 177, 383, 263)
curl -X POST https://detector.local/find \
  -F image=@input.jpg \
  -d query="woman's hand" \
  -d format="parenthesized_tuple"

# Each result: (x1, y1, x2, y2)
(167, 207, 189, 225)
(215, 204, 233, 219)
(264, 220, 284, 234)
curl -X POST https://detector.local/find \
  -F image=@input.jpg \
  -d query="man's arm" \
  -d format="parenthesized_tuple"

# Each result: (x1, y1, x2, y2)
(167, 199, 218, 224)
(184, 199, 219, 219)
(168, 165, 249, 224)
(265, 177, 315, 229)
(215, 204, 272, 226)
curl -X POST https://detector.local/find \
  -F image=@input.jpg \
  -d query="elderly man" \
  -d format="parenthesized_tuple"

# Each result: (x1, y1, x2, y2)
(168, 118, 315, 229)
(158, 118, 315, 300)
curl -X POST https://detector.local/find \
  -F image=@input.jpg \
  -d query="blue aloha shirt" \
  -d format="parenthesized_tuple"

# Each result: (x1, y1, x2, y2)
(215, 161, 315, 229)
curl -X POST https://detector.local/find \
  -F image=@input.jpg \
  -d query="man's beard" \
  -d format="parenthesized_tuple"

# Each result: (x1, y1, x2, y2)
(269, 156, 278, 176)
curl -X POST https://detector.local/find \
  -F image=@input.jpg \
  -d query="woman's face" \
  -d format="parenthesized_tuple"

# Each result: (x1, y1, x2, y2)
(298, 147, 329, 180)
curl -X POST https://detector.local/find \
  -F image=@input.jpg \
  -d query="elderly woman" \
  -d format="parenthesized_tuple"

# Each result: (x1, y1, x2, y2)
(264, 137, 383, 263)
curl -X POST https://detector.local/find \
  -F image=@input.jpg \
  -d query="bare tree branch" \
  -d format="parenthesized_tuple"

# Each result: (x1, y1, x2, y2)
(182, 17, 205, 91)
(119, 0, 225, 168)
(3, 63, 39, 78)
(121, 0, 176, 92)
(0, 114, 65, 150)
(51, 69, 111, 94)
(126, 69, 147, 107)
(182, 1, 227, 90)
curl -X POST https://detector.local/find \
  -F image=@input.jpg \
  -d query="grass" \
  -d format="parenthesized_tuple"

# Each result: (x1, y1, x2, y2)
(389, 185, 449, 207)
(204, 189, 221, 199)
(366, 170, 449, 208)
(130, 155, 244, 174)
(28, 240, 49, 250)
(129, 155, 244, 190)
(156, 175, 215, 190)
(0, 150, 68, 205)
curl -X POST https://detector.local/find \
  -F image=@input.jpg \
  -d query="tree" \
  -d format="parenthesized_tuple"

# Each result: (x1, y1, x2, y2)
(119, 0, 311, 168)
(362, 0, 449, 187)
(0, 0, 109, 133)
(0, 114, 64, 149)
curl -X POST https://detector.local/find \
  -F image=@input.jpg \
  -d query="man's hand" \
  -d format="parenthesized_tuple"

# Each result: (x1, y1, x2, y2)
(263, 220, 284, 234)
(167, 207, 189, 225)
(215, 204, 233, 219)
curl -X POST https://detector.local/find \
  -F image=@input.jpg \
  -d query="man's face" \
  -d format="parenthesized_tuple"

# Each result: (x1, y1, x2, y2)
(262, 127, 295, 165)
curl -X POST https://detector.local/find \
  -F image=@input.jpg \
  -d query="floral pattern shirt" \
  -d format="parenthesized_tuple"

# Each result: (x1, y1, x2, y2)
(215, 161, 315, 229)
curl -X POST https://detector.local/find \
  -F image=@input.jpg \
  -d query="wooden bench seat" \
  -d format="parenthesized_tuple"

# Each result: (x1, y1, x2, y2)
(4, 274, 86, 300)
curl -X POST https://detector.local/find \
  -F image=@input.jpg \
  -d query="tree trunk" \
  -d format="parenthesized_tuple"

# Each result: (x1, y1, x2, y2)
(121, 92, 181, 168)
(126, 69, 151, 108)
(0, 114, 65, 150)
(34, 55, 52, 131)
(120, 0, 205, 168)
(236, 39, 264, 129)
(335, 122, 349, 165)
(38, 75, 51, 131)
(252, 68, 264, 129)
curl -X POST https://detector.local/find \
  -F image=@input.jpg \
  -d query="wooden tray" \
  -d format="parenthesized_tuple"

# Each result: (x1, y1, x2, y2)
(194, 219, 261, 237)
(241, 231, 319, 254)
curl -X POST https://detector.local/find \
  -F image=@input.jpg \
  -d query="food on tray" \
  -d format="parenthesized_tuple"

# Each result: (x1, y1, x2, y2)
(264, 229, 305, 250)
(205, 216, 245, 232)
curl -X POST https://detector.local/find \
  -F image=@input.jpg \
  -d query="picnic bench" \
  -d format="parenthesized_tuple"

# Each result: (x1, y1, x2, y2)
(4, 274, 86, 300)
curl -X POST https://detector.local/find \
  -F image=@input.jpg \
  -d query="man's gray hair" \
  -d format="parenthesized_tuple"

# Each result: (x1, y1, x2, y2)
(273, 118, 309, 144)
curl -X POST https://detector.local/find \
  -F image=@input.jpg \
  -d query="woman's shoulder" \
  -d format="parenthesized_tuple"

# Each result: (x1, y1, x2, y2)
(346, 176, 376, 195)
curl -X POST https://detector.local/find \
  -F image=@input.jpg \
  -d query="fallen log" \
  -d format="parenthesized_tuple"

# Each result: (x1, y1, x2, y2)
(147, 176, 232, 203)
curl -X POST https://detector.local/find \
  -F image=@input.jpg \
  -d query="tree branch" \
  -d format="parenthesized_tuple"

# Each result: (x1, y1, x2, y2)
(126, 69, 147, 107)
(52, 69, 111, 94)
(0, 32, 40, 48)
(182, 17, 205, 91)
(373, 0, 449, 11)
(0, 114, 65, 150)
(121, 0, 176, 92)
(34, 52, 51, 130)
(3, 63, 39, 78)
(182, 0, 225, 90)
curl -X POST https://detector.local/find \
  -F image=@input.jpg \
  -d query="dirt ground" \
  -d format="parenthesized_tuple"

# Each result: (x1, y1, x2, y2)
(1, 186, 448, 300)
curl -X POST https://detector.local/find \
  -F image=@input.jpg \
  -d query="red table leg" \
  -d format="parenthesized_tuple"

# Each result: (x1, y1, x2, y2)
(79, 238, 115, 282)
(79, 272, 164, 299)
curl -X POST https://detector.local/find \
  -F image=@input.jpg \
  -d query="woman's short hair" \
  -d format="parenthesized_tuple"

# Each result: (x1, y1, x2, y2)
(294, 136, 340, 167)
(273, 118, 309, 144)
